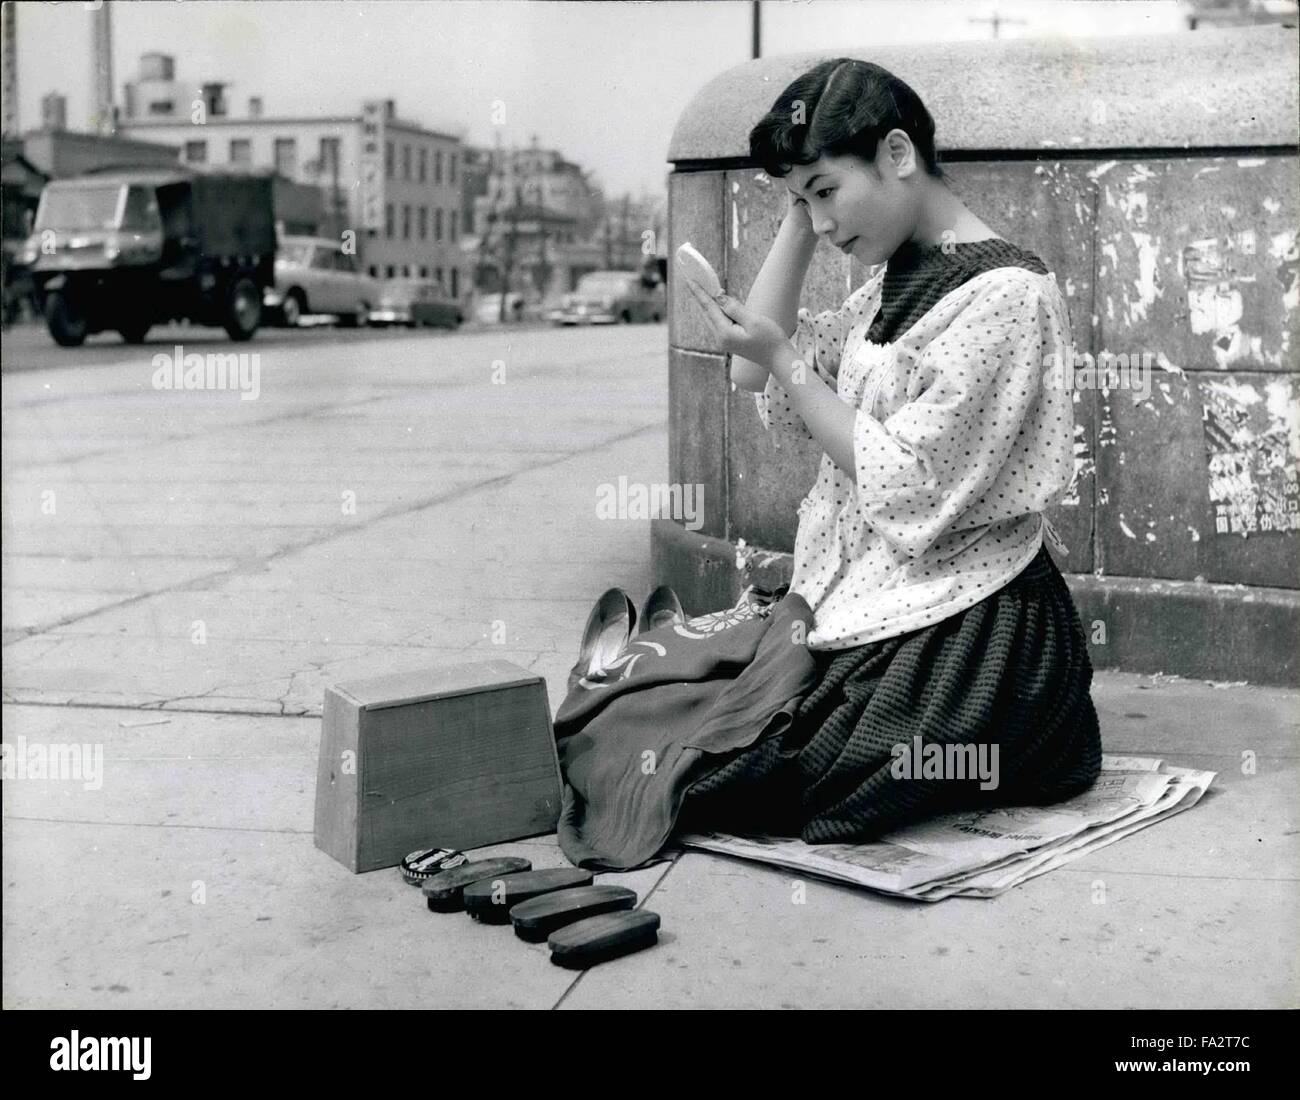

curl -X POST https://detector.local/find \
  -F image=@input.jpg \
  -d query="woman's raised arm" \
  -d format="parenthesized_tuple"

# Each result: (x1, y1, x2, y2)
(731, 198, 820, 391)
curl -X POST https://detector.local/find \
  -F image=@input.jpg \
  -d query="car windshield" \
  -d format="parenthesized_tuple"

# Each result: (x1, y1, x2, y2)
(35, 185, 124, 232)
(576, 274, 632, 295)
(119, 186, 161, 232)
(280, 241, 314, 266)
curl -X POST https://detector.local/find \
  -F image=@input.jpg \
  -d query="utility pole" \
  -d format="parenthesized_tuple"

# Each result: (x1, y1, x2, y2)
(474, 145, 504, 316)
(968, 10, 1026, 38)
(751, 1, 761, 60)
(91, 1, 115, 135)
(326, 141, 342, 238)
(619, 193, 630, 269)
(1, 3, 18, 138)
(500, 180, 521, 323)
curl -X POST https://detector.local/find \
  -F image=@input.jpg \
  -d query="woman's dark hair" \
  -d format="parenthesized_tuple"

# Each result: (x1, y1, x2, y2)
(749, 58, 944, 181)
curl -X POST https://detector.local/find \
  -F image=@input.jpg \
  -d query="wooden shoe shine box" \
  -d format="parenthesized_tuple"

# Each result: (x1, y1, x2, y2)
(314, 659, 562, 873)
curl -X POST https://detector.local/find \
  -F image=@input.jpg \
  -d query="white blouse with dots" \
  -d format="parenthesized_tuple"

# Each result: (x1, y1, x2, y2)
(755, 263, 1078, 652)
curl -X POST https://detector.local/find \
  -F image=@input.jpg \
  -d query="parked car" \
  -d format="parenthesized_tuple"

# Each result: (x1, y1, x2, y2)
(1177, 0, 1298, 30)
(552, 270, 664, 325)
(370, 279, 463, 328)
(473, 291, 533, 324)
(263, 236, 377, 327)
(19, 167, 275, 346)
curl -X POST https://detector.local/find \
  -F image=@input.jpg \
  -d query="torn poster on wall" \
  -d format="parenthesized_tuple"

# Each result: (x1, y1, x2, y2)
(1060, 410, 1093, 508)
(1200, 376, 1299, 536)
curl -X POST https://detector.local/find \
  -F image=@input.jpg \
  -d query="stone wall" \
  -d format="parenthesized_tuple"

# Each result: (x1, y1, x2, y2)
(655, 25, 1299, 686)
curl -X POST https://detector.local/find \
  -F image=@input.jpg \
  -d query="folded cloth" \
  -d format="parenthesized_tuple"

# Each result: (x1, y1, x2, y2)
(553, 592, 819, 871)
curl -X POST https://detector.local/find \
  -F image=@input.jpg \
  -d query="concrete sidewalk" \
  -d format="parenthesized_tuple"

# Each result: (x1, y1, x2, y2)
(2, 324, 1296, 1008)
(2, 675, 1297, 1009)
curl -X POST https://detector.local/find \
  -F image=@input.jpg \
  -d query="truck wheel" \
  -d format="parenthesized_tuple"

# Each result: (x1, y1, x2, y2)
(118, 320, 152, 344)
(45, 292, 88, 347)
(224, 278, 261, 341)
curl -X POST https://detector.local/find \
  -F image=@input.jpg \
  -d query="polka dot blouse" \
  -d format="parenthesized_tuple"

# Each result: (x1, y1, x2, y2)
(755, 261, 1078, 652)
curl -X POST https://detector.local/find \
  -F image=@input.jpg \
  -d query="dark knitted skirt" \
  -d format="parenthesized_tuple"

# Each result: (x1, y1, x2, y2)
(677, 544, 1103, 843)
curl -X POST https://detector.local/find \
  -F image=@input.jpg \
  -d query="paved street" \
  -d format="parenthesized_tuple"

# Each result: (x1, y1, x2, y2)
(2, 319, 1296, 1009)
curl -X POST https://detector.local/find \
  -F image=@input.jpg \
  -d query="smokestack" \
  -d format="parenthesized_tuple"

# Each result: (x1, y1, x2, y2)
(2, 2, 18, 137)
(92, 2, 115, 135)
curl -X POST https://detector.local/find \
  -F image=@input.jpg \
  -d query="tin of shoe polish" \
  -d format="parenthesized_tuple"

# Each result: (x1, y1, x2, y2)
(400, 847, 468, 886)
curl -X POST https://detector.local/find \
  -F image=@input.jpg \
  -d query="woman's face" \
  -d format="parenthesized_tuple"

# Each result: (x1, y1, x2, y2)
(785, 135, 921, 265)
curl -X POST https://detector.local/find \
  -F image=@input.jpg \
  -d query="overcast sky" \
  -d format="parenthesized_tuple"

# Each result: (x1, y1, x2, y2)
(14, 0, 1187, 197)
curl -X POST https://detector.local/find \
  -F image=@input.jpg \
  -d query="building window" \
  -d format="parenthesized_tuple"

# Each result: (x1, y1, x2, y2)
(434, 208, 443, 242)
(436, 266, 444, 288)
(401, 264, 411, 277)
(385, 140, 394, 179)
(319, 136, 341, 176)
(418, 265, 428, 278)
(451, 268, 458, 297)
(418, 148, 427, 184)
(229, 139, 251, 166)
(450, 210, 458, 242)
(369, 265, 379, 278)
(402, 204, 411, 240)
(385, 264, 395, 278)
(273, 138, 296, 177)
(417, 206, 427, 240)
(449, 154, 456, 184)
(402, 144, 411, 181)
(434, 149, 442, 185)
(148, 100, 174, 116)
(185, 140, 208, 164)
(385, 203, 394, 239)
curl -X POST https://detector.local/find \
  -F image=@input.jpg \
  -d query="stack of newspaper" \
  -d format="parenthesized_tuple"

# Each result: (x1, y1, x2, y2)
(673, 755, 1215, 901)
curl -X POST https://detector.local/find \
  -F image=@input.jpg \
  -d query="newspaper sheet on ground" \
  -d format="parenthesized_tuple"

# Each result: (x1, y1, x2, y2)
(672, 756, 1216, 901)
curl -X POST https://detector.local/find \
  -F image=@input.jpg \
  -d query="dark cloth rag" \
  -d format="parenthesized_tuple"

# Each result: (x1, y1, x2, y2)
(553, 593, 819, 871)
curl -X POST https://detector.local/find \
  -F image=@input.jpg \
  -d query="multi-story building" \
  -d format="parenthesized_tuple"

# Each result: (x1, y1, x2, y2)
(472, 138, 598, 242)
(119, 55, 469, 299)
(463, 138, 665, 302)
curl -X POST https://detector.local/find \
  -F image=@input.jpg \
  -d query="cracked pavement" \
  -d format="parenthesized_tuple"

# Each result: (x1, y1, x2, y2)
(2, 322, 667, 719)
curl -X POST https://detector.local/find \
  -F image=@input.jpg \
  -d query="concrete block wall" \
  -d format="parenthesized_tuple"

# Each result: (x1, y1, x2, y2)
(655, 26, 1300, 686)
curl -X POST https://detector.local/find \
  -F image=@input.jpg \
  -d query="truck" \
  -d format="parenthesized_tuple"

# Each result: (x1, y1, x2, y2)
(16, 167, 276, 347)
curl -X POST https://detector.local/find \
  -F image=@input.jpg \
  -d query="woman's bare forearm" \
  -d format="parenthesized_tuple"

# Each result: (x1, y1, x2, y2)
(731, 213, 820, 391)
